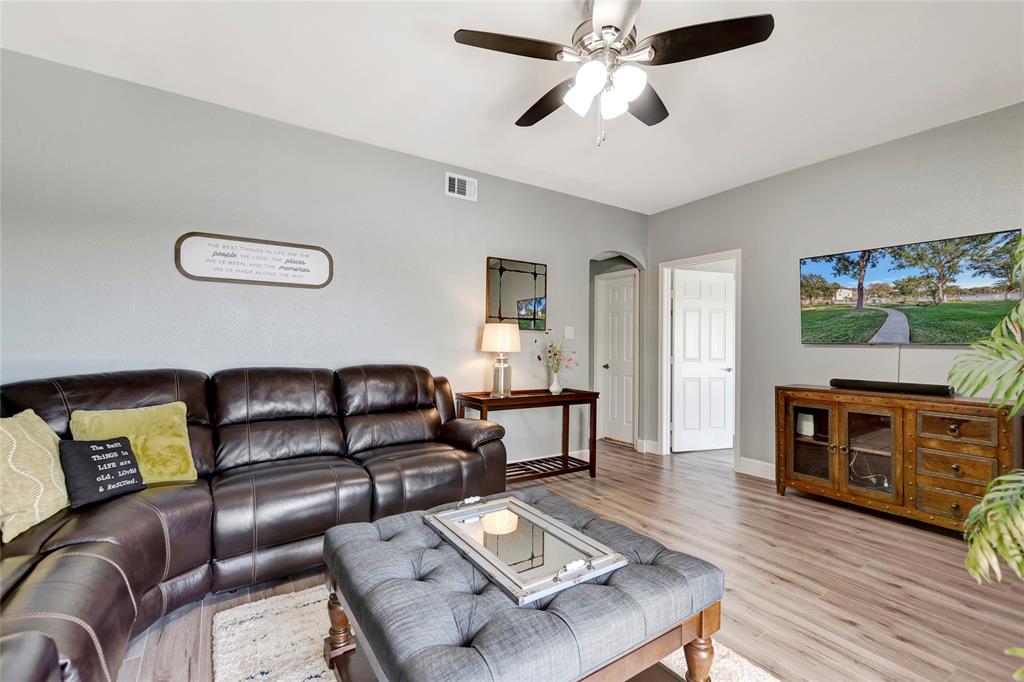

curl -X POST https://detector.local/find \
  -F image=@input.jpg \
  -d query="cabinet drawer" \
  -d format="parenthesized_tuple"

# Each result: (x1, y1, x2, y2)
(917, 448, 997, 487)
(916, 410, 997, 447)
(916, 485, 982, 521)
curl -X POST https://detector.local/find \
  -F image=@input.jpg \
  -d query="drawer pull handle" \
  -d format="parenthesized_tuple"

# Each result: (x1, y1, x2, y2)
(951, 463, 962, 475)
(947, 423, 960, 436)
(827, 443, 836, 453)
(950, 502, 962, 517)
(839, 445, 849, 454)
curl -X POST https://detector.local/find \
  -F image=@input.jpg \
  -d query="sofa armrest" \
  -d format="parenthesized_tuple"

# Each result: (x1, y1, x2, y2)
(0, 632, 61, 682)
(439, 418, 505, 450)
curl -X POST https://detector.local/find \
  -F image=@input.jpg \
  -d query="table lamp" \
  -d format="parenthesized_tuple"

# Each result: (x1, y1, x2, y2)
(481, 323, 521, 398)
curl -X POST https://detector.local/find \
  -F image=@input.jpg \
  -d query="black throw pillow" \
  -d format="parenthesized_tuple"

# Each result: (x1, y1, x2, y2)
(59, 437, 146, 508)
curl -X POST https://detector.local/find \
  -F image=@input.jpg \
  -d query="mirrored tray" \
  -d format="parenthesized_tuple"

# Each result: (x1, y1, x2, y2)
(423, 496, 627, 605)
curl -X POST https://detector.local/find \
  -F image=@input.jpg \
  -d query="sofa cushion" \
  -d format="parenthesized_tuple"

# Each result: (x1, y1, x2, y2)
(2, 543, 141, 682)
(69, 402, 196, 483)
(210, 456, 370, 562)
(211, 368, 345, 471)
(336, 365, 441, 455)
(32, 481, 213, 589)
(0, 369, 215, 477)
(355, 442, 497, 519)
(0, 409, 69, 542)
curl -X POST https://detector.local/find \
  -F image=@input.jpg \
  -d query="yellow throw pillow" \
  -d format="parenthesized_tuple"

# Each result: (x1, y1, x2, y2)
(0, 409, 70, 542)
(70, 401, 197, 484)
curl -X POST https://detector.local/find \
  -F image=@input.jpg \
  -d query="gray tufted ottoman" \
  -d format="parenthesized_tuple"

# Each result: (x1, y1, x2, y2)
(321, 487, 724, 682)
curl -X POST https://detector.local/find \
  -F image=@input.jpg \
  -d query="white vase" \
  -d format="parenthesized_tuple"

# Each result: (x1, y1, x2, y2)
(549, 372, 563, 395)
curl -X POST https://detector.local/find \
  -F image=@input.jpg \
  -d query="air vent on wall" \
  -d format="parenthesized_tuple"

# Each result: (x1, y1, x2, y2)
(445, 172, 477, 202)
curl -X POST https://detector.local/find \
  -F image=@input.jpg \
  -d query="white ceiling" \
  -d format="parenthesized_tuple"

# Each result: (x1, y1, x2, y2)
(2, 1, 1022, 214)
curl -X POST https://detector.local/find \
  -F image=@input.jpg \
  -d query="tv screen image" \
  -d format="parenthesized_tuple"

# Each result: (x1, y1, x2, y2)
(799, 228, 1021, 345)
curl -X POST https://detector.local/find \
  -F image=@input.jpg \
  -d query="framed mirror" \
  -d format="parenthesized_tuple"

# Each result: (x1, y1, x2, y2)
(487, 257, 547, 330)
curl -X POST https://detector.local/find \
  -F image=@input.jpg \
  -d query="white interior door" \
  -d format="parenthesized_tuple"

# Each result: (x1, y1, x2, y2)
(595, 270, 638, 445)
(671, 269, 735, 452)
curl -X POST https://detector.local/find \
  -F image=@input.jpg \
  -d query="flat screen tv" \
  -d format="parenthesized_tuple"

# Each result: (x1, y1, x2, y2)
(800, 228, 1021, 345)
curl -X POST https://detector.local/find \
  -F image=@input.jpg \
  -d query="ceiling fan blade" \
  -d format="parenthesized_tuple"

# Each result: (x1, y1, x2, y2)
(454, 29, 568, 61)
(639, 14, 774, 66)
(515, 79, 574, 127)
(628, 83, 669, 126)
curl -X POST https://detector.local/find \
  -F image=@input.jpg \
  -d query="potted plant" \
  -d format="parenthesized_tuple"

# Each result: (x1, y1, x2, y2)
(948, 236, 1024, 680)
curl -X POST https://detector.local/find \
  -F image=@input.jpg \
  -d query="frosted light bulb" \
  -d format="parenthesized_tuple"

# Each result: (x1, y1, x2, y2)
(600, 88, 628, 119)
(563, 85, 593, 117)
(612, 65, 647, 102)
(574, 60, 608, 97)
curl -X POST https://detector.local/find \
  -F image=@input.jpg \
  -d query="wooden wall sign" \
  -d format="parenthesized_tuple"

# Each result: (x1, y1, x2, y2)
(175, 232, 333, 288)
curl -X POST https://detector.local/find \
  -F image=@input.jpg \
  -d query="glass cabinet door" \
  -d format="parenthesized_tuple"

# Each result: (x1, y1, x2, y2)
(787, 400, 836, 487)
(839, 405, 902, 503)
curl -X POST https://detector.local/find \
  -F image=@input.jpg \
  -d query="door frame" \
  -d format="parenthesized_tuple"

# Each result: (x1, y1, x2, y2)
(658, 249, 742, 469)
(594, 268, 641, 447)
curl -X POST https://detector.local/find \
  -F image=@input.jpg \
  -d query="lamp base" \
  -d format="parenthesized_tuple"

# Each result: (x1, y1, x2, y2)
(490, 355, 511, 398)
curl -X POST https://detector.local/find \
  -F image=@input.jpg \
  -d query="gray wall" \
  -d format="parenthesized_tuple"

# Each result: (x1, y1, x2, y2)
(644, 103, 1024, 463)
(0, 51, 648, 461)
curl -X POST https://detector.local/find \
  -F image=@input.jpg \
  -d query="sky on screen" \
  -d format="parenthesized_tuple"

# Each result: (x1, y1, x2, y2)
(799, 230, 1019, 288)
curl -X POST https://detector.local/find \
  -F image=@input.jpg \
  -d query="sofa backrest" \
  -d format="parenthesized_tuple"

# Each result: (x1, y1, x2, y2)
(0, 369, 216, 476)
(336, 365, 441, 455)
(210, 367, 345, 471)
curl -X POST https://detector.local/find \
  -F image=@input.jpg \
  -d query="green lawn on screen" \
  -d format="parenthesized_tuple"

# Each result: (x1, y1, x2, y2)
(891, 300, 1017, 344)
(800, 306, 887, 344)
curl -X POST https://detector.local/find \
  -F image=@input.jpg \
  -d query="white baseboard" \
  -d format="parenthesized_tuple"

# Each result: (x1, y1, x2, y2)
(635, 439, 665, 455)
(736, 457, 775, 480)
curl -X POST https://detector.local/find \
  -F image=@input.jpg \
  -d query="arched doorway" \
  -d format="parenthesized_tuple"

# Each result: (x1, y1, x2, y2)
(589, 251, 645, 451)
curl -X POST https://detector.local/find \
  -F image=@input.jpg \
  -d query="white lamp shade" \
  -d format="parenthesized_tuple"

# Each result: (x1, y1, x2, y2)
(575, 60, 608, 97)
(563, 85, 594, 117)
(481, 509, 519, 535)
(611, 65, 647, 102)
(481, 323, 521, 353)
(600, 88, 628, 120)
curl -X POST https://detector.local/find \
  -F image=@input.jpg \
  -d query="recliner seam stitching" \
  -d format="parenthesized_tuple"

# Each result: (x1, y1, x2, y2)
(50, 379, 72, 428)
(136, 498, 172, 582)
(60, 551, 138, 619)
(312, 369, 323, 456)
(245, 369, 252, 466)
(329, 464, 341, 526)
(7, 612, 113, 682)
(250, 477, 258, 584)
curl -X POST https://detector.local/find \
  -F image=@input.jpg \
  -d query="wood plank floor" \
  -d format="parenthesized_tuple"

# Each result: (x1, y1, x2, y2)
(118, 443, 1023, 681)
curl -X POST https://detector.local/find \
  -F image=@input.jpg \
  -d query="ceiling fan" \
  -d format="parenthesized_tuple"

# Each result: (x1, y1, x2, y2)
(454, 0, 774, 133)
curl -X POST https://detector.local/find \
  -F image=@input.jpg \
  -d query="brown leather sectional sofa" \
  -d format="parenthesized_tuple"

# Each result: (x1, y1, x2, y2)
(0, 364, 507, 681)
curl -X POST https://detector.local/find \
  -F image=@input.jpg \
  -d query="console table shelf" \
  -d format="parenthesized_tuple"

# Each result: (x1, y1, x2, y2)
(505, 455, 591, 483)
(455, 388, 600, 482)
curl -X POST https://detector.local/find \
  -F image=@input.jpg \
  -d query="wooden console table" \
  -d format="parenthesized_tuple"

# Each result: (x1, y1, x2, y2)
(456, 389, 600, 483)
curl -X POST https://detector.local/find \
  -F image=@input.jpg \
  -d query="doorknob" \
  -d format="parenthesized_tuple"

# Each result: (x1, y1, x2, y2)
(602, 363, 610, 369)
(721, 367, 733, 372)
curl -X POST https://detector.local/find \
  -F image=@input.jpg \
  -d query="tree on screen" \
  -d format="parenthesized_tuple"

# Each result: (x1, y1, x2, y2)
(888, 235, 991, 304)
(865, 282, 894, 301)
(810, 250, 879, 312)
(799, 273, 838, 305)
(969, 231, 1021, 299)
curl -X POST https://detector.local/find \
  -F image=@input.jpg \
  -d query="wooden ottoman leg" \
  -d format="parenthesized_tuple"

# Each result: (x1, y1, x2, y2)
(323, 592, 356, 669)
(683, 636, 714, 682)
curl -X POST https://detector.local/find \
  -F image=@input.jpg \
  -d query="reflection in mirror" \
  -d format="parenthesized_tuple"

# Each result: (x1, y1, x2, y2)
(487, 258, 547, 330)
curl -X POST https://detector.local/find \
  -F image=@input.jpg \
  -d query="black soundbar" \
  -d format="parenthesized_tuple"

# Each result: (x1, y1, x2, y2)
(829, 378, 954, 397)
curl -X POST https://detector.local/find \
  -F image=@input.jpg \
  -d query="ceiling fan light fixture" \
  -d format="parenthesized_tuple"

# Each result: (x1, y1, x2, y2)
(563, 84, 594, 117)
(574, 59, 608, 97)
(600, 88, 628, 120)
(612, 64, 647, 102)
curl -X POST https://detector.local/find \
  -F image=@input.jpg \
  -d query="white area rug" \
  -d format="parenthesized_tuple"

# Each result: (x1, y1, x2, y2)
(212, 586, 779, 681)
